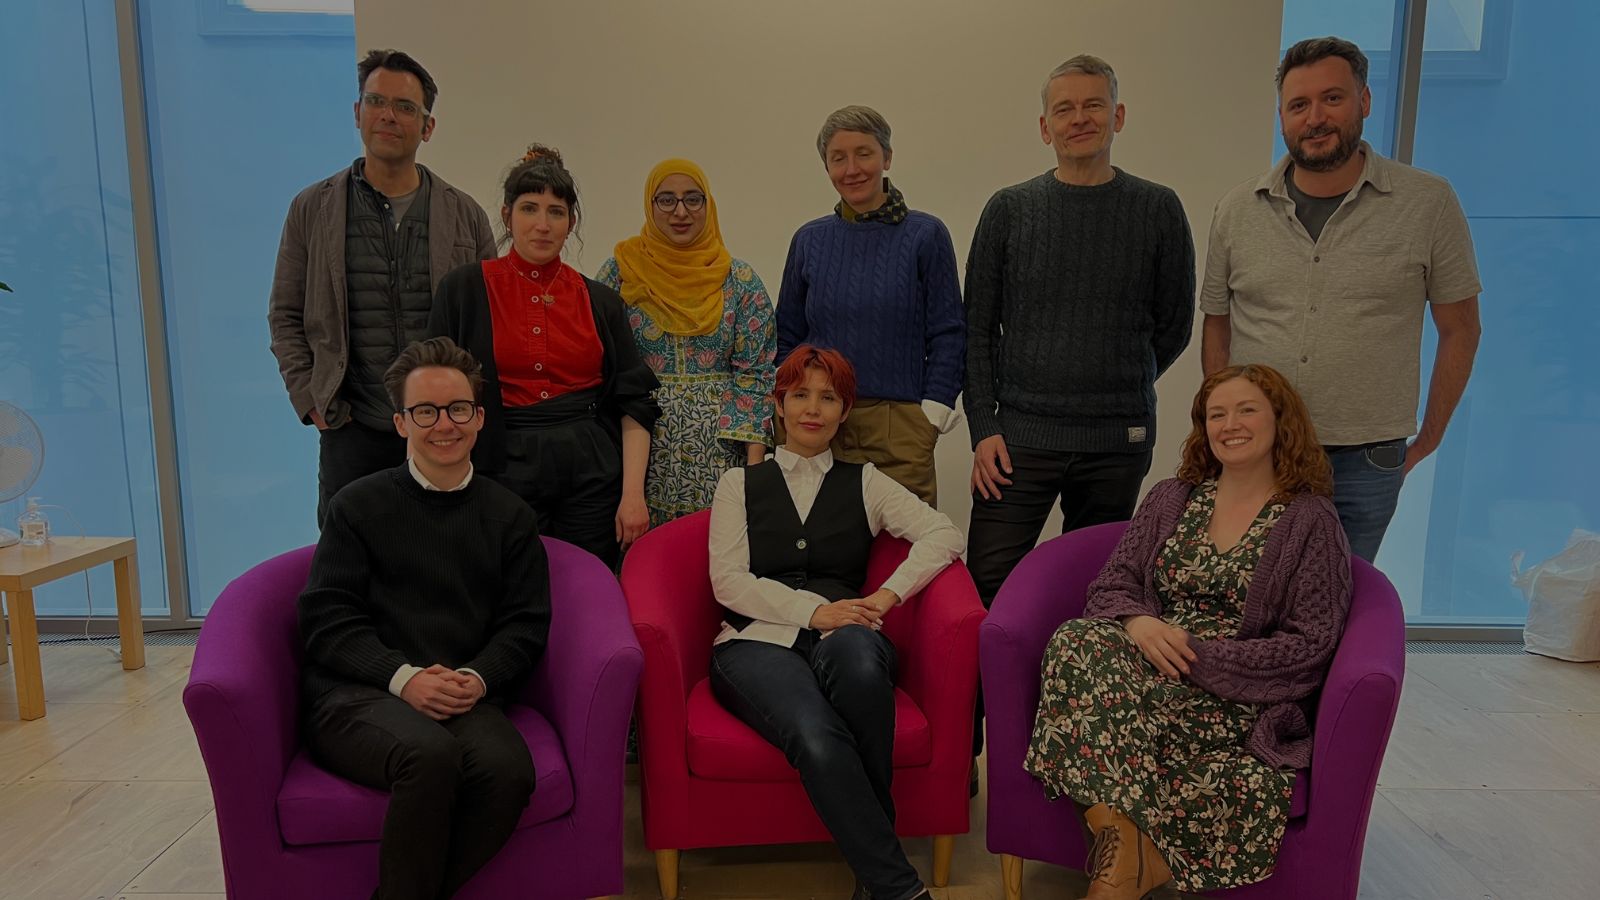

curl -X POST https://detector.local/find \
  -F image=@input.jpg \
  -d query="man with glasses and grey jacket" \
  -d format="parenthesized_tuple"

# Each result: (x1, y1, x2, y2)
(269, 48, 496, 527)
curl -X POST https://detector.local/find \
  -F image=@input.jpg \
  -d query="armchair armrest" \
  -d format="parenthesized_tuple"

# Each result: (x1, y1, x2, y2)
(520, 538, 643, 824)
(620, 511, 723, 781)
(894, 560, 985, 758)
(1302, 560, 1405, 854)
(980, 523, 1127, 776)
(183, 547, 313, 876)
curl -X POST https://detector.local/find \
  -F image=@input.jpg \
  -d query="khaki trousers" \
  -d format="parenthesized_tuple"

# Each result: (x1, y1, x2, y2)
(779, 397, 939, 506)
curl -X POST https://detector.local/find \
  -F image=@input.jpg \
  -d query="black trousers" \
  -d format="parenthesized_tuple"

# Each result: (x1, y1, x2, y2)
(710, 627, 925, 900)
(494, 417, 622, 568)
(966, 445, 1153, 603)
(317, 419, 407, 528)
(966, 445, 1151, 754)
(304, 684, 536, 900)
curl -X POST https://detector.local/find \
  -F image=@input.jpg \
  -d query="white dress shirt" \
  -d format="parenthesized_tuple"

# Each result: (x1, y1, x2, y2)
(389, 459, 485, 698)
(708, 446, 966, 647)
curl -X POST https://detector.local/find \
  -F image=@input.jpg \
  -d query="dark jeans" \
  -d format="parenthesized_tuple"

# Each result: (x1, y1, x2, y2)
(305, 683, 536, 900)
(710, 627, 924, 900)
(317, 419, 407, 528)
(966, 445, 1153, 604)
(493, 419, 622, 568)
(1326, 438, 1408, 563)
(966, 445, 1151, 754)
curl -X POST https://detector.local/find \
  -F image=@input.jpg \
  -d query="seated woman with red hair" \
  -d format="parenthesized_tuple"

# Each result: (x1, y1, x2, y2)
(706, 344, 963, 900)
(1025, 364, 1352, 899)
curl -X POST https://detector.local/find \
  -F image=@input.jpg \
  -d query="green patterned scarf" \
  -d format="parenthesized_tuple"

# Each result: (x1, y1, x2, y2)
(837, 178, 908, 225)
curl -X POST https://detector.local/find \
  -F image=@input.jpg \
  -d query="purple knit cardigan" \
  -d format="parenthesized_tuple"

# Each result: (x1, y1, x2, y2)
(1083, 477, 1352, 769)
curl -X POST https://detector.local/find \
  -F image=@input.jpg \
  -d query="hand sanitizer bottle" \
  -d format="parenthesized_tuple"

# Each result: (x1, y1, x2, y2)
(18, 497, 49, 546)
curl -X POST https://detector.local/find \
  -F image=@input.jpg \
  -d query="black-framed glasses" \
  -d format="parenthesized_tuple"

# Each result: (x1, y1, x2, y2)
(652, 192, 707, 213)
(360, 92, 427, 121)
(403, 400, 477, 427)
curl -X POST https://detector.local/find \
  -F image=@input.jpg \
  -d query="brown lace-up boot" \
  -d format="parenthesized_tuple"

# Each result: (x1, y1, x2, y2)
(1078, 803, 1174, 900)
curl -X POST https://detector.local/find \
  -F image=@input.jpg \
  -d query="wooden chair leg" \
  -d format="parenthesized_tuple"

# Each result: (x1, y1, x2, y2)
(931, 834, 955, 887)
(1001, 853, 1024, 900)
(655, 848, 680, 900)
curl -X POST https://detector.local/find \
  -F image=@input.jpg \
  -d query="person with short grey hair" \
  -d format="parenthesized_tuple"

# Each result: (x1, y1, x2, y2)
(1200, 35, 1482, 562)
(776, 104, 966, 507)
(964, 54, 1195, 611)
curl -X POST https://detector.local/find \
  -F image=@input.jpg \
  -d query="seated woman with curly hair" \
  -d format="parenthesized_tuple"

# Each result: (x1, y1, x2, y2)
(1024, 363, 1351, 899)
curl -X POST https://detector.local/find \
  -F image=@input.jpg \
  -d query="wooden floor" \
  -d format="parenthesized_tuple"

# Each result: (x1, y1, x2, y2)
(1, 643, 1597, 899)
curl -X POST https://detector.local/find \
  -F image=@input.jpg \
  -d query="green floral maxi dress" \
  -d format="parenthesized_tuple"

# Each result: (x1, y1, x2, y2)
(598, 258, 776, 527)
(1024, 480, 1296, 891)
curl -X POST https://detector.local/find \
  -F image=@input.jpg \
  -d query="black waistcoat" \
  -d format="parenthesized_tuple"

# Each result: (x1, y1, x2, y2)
(728, 458, 873, 631)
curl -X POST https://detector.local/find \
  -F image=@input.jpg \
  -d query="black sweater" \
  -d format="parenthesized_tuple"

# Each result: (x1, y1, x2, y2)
(298, 466, 550, 701)
(429, 263, 662, 475)
(963, 168, 1195, 453)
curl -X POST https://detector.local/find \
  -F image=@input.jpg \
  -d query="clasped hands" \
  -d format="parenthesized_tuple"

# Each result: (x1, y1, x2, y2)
(808, 588, 900, 638)
(400, 664, 486, 720)
(1122, 614, 1197, 679)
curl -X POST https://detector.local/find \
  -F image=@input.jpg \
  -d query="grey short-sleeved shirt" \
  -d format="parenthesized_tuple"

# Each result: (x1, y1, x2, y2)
(1200, 142, 1481, 445)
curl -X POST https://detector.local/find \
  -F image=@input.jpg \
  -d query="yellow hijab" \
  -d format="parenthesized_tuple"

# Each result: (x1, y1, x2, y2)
(613, 159, 732, 337)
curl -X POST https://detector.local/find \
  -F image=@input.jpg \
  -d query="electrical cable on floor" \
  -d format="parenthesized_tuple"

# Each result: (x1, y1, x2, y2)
(34, 503, 123, 663)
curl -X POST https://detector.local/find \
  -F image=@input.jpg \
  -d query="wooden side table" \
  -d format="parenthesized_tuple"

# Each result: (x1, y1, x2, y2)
(0, 537, 147, 720)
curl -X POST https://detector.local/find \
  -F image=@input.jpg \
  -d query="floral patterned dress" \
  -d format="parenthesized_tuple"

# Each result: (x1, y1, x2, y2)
(1024, 479, 1295, 891)
(597, 257, 776, 527)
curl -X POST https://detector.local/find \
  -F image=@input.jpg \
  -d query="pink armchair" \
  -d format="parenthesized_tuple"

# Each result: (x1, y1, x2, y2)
(621, 509, 985, 899)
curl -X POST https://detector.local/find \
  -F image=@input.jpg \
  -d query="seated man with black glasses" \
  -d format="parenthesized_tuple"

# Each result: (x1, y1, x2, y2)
(298, 336, 550, 900)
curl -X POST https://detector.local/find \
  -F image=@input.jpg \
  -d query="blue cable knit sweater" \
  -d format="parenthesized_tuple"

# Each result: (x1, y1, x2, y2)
(776, 211, 966, 405)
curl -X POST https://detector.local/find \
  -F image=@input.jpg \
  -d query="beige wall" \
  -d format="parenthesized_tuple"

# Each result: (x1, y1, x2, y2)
(357, 0, 1283, 534)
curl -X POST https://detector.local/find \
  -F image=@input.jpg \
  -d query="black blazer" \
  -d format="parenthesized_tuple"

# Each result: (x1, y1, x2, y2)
(429, 261, 661, 475)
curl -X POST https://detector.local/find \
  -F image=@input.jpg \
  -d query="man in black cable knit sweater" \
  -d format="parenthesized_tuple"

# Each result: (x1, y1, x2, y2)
(964, 54, 1196, 607)
(298, 336, 549, 900)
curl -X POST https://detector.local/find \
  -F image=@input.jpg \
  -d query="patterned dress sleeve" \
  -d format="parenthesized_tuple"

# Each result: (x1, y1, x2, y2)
(595, 256, 623, 293)
(718, 260, 776, 446)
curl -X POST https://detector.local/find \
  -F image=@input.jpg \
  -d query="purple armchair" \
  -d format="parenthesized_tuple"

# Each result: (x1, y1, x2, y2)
(183, 539, 642, 900)
(981, 521, 1404, 900)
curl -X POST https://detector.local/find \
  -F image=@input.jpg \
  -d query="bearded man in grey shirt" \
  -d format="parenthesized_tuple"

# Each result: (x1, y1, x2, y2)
(1199, 37, 1482, 562)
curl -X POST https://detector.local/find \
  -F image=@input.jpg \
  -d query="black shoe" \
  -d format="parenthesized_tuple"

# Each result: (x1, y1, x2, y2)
(969, 758, 981, 798)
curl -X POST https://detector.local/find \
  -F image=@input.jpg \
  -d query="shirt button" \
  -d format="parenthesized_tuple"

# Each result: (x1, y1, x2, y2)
(796, 538, 808, 550)
(532, 326, 541, 334)
(534, 363, 543, 371)
(1313, 255, 1320, 262)
(540, 391, 550, 399)
(1300, 355, 1309, 363)
(1310, 306, 1318, 312)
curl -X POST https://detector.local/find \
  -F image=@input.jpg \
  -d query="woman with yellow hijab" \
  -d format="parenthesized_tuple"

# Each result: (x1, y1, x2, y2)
(598, 159, 776, 527)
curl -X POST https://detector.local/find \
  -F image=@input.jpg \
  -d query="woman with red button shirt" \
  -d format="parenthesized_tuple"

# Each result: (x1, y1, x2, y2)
(431, 145, 660, 567)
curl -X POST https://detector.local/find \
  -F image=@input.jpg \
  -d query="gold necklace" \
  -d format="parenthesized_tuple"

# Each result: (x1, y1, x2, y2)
(513, 257, 558, 305)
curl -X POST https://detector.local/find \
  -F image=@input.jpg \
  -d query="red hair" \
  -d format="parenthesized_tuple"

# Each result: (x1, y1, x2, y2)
(773, 345, 857, 413)
(1176, 364, 1333, 497)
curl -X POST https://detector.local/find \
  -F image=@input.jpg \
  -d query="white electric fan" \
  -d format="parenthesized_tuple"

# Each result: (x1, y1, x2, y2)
(0, 402, 45, 548)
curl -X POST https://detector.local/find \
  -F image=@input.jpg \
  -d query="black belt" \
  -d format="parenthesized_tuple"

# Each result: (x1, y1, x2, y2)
(502, 387, 603, 429)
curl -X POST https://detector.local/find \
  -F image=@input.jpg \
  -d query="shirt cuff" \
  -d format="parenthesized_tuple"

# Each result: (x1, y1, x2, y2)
(457, 667, 486, 694)
(388, 663, 423, 698)
(920, 399, 960, 434)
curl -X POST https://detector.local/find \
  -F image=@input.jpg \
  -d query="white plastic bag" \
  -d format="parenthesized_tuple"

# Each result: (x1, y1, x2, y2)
(1512, 529, 1600, 662)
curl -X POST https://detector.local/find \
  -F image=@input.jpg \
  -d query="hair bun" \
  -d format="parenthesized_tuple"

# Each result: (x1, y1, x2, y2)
(520, 142, 564, 166)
